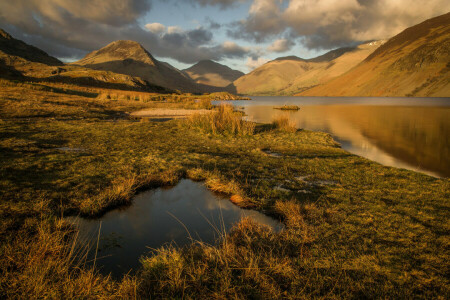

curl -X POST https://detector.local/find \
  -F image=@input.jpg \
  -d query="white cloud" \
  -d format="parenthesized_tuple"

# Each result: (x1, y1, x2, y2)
(167, 26, 183, 34)
(230, 0, 450, 49)
(145, 23, 166, 34)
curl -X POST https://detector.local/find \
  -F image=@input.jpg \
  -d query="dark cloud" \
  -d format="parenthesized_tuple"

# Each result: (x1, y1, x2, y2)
(187, 28, 213, 44)
(0, 0, 253, 64)
(229, 0, 450, 50)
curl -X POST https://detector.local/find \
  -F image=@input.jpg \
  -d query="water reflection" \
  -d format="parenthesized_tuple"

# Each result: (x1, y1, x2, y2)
(226, 97, 450, 177)
(69, 179, 283, 278)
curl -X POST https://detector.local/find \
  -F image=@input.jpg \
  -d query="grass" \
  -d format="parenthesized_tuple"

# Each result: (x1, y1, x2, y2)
(272, 114, 297, 132)
(0, 78, 449, 298)
(187, 104, 255, 135)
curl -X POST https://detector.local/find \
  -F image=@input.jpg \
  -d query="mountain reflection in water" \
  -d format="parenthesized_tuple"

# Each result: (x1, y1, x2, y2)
(235, 97, 449, 177)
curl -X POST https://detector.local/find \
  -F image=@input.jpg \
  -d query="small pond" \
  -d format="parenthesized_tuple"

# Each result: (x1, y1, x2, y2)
(68, 179, 283, 278)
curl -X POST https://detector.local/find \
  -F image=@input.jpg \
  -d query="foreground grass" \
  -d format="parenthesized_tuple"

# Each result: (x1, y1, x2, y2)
(0, 80, 449, 298)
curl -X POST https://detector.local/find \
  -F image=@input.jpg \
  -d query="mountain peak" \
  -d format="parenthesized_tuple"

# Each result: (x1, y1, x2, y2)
(183, 59, 244, 88)
(273, 56, 305, 62)
(79, 39, 156, 66)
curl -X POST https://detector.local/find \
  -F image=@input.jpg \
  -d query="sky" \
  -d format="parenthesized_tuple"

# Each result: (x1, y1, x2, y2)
(0, 0, 448, 73)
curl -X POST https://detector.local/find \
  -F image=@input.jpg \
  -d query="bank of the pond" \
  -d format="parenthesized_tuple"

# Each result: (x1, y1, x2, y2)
(69, 179, 283, 278)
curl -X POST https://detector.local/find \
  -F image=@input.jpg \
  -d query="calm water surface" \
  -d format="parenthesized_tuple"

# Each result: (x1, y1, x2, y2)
(217, 96, 450, 177)
(69, 179, 283, 278)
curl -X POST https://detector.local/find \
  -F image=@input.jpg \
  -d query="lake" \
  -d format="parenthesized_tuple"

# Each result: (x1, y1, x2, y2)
(217, 96, 450, 178)
(68, 179, 283, 278)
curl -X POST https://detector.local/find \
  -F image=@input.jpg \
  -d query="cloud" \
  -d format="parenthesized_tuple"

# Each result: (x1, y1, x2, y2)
(190, 0, 248, 9)
(145, 23, 166, 34)
(0, 0, 254, 64)
(228, 0, 284, 42)
(245, 56, 268, 70)
(230, 0, 450, 49)
(267, 38, 294, 52)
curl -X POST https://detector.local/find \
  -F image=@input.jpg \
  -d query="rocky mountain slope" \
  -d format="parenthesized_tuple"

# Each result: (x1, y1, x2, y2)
(298, 13, 450, 97)
(74, 40, 200, 92)
(183, 60, 244, 88)
(233, 42, 383, 95)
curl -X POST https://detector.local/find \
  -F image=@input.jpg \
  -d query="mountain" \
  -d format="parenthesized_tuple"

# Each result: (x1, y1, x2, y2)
(183, 60, 244, 88)
(233, 42, 383, 95)
(0, 29, 169, 92)
(0, 29, 62, 66)
(298, 13, 450, 97)
(74, 40, 200, 92)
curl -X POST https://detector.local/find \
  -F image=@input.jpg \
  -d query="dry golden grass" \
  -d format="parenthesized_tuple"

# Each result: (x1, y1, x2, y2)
(187, 104, 255, 135)
(272, 114, 297, 132)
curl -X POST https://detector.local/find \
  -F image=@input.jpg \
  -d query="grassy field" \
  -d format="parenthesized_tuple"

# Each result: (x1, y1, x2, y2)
(0, 79, 449, 298)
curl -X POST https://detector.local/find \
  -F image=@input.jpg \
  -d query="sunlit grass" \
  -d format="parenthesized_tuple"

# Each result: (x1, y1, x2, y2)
(0, 79, 448, 298)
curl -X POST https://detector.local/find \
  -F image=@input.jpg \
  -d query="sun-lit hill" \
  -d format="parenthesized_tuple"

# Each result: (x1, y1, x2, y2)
(0, 30, 170, 92)
(233, 42, 383, 95)
(298, 13, 450, 97)
(74, 40, 201, 93)
(183, 60, 244, 88)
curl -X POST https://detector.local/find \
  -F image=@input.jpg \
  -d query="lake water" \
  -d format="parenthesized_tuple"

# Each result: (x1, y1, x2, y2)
(217, 96, 450, 178)
(68, 179, 283, 278)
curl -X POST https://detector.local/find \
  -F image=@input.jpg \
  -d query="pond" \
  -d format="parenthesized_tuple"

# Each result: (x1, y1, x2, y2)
(68, 179, 283, 278)
(216, 96, 450, 178)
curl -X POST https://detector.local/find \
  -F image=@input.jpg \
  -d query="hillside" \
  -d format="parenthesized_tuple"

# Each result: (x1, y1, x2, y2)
(233, 42, 383, 95)
(0, 29, 62, 66)
(183, 60, 244, 88)
(0, 30, 169, 92)
(74, 40, 201, 92)
(299, 13, 450, 97)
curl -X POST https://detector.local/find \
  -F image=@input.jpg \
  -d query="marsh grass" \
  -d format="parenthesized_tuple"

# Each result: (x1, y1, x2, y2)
(0, 219, 138, 299)
(272, 114, 297, 132)
(187, 104, 255, 135)
(1, 79, 449, 298)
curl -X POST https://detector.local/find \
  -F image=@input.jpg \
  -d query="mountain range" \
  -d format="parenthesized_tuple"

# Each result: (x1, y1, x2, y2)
(298, 12, 450, 97)
(0, 12, 449, 97)
(233, 41, 384, 95)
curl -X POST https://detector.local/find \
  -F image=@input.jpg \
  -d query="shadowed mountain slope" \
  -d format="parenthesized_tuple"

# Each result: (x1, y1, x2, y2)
(299, 13, 450, 97)
(234, 42, 383, 95)
(74, 40, 201, 92)
(183, 60, 244, 88)
(0, 29, 62, 66)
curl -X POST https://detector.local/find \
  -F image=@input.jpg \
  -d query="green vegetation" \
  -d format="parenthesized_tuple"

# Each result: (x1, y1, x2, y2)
(0, 78, 449, 298)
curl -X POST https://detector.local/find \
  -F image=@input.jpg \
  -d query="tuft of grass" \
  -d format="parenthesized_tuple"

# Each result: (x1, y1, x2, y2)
(272, 114, 297, 133)
(187, 104, 255, 135)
